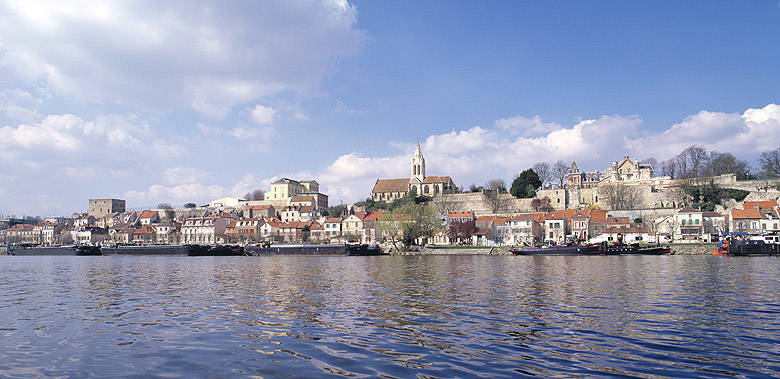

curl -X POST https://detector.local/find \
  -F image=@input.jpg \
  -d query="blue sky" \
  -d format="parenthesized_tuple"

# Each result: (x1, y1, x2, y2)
(1, 1, 779, 217)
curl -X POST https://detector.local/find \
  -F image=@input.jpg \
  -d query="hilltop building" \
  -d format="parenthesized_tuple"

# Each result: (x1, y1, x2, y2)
(370, 142, 456, 201)
(88, 198, 126, 218)
(566, 156, 661, 189)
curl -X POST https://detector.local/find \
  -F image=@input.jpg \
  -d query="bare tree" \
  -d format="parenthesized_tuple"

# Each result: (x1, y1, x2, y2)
(244, 189, 265, 201)
(434, 194, 461, 216)
(674, 145, 708, 180)
(661, 159, 676, 179)
(157, 203, 175, 220)
(707, 151, 751, 179)
(598, 182, 645, 210)
(483, 179, 508, 214)
(759, 147, 780, 178)
(664, 185, 690, 208)
(531, 196, 554, 212)
(552, 160, 569, 188)
(640, 158, 658, 173)
(532, 162, 552, 186)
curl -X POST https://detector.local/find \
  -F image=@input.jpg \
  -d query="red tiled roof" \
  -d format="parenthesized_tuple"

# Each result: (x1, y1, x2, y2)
(140, 210, 158, 219)
(363, 211, 384, 221)
(678, 206, 701, 213)
(448, 211, 475, 218)
(731, 209, 761, 219)
(244, 205, 271, 210)
(744, 200, 778, 210)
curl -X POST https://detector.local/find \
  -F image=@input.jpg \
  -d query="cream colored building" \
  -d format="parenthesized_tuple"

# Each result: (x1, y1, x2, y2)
(181, 216, 229, 245)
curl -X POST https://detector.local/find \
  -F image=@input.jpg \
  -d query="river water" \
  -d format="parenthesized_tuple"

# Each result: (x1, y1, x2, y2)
(1, 255, 779, 378)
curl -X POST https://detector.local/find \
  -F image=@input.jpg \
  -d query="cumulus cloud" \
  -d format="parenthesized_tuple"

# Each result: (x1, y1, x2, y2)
(0, 88, 44, 123)
(123, 183, 231, 208)
(0, 113, 148, 157)
(163, 167, 212, 185)
(627, 103, 780, 160)
(250, 105, 276, 125)
(122, 173, 273, 208)
(0, 1, 367, 116)
(495, 115, 562, 136)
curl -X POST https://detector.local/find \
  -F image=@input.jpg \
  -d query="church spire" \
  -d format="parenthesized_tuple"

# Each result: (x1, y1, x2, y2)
(411, 139, 426, 182)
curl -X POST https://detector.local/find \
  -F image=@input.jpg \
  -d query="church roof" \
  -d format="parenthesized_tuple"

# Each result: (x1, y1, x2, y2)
(372, 178, 410, 193)
(422, 176, 452, 184)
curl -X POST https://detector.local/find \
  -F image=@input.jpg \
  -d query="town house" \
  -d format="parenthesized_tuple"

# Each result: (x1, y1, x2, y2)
(181, 216, 230, 245)
(729, 209, 762, 236)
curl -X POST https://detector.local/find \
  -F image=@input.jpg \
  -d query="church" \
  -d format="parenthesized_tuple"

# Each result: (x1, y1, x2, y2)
(370, 142, 457, 202)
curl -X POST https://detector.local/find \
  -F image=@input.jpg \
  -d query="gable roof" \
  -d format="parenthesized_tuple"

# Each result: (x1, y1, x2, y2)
(743, 200, 778, 210)
(448, 211, 475, 218)
(422, 175, 452, 184)
(511, 213, 543, 222)
(371, 178, 410, 194)
(140, 210, 158, 219)
(363, 211, 385, 221)
(272, 177, 301, 185)
(244, 205, 272, 210)
(290, 195, 315, 203)
(731, 209, 761, 219)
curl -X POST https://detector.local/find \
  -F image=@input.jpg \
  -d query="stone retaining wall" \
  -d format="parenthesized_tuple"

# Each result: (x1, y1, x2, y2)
(670, 244, 715, 255)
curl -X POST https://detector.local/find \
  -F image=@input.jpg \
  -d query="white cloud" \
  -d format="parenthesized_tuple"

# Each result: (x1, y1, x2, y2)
(627, 103, 780, 160)
(0, 113, 149, 157)
(123, 183, 231, 208)
(333, 99, 364, 115)
(122, 173, 274, 208)
(495, 115, 562, 136)
(0, 1, 367, 116)
(250, 105, 277, 124)
(163, 167, 212, 185)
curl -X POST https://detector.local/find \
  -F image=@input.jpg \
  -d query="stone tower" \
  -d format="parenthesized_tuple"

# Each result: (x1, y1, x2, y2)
(411, 140, 426, 182)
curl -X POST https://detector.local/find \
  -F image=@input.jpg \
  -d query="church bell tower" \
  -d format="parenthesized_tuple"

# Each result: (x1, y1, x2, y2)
(411, 140, 426, 182)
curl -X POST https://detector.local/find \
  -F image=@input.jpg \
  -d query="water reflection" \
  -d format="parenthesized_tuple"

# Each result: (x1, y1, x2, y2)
(0, 255, 779, 377)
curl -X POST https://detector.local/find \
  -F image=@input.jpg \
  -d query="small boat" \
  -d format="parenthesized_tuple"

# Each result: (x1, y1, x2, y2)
(511, 243, 604, 256)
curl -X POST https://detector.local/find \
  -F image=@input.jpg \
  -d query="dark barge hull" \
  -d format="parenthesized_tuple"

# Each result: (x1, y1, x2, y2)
(102, 245, 246, 256)
(604, 244, 671, 255)
(245, 244, 383, 256)
(511, 245, 604, 256)
(728, 240, 780, 256)
(8, 246, 101, 256)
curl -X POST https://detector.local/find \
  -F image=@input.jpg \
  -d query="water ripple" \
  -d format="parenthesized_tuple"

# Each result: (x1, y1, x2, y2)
(1, 255, 780, 377)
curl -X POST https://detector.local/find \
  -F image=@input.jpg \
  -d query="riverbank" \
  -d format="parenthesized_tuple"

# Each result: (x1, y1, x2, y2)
(388, 244, 715, 255)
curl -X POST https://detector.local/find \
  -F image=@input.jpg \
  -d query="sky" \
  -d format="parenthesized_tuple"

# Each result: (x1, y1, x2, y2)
(1, 0, 780, 217)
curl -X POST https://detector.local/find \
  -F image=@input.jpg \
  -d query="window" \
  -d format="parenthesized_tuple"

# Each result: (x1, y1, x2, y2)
(695, 219, 699, 225)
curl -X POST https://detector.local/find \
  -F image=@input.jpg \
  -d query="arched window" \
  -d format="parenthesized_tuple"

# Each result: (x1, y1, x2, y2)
(424, 185, 429, 194)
